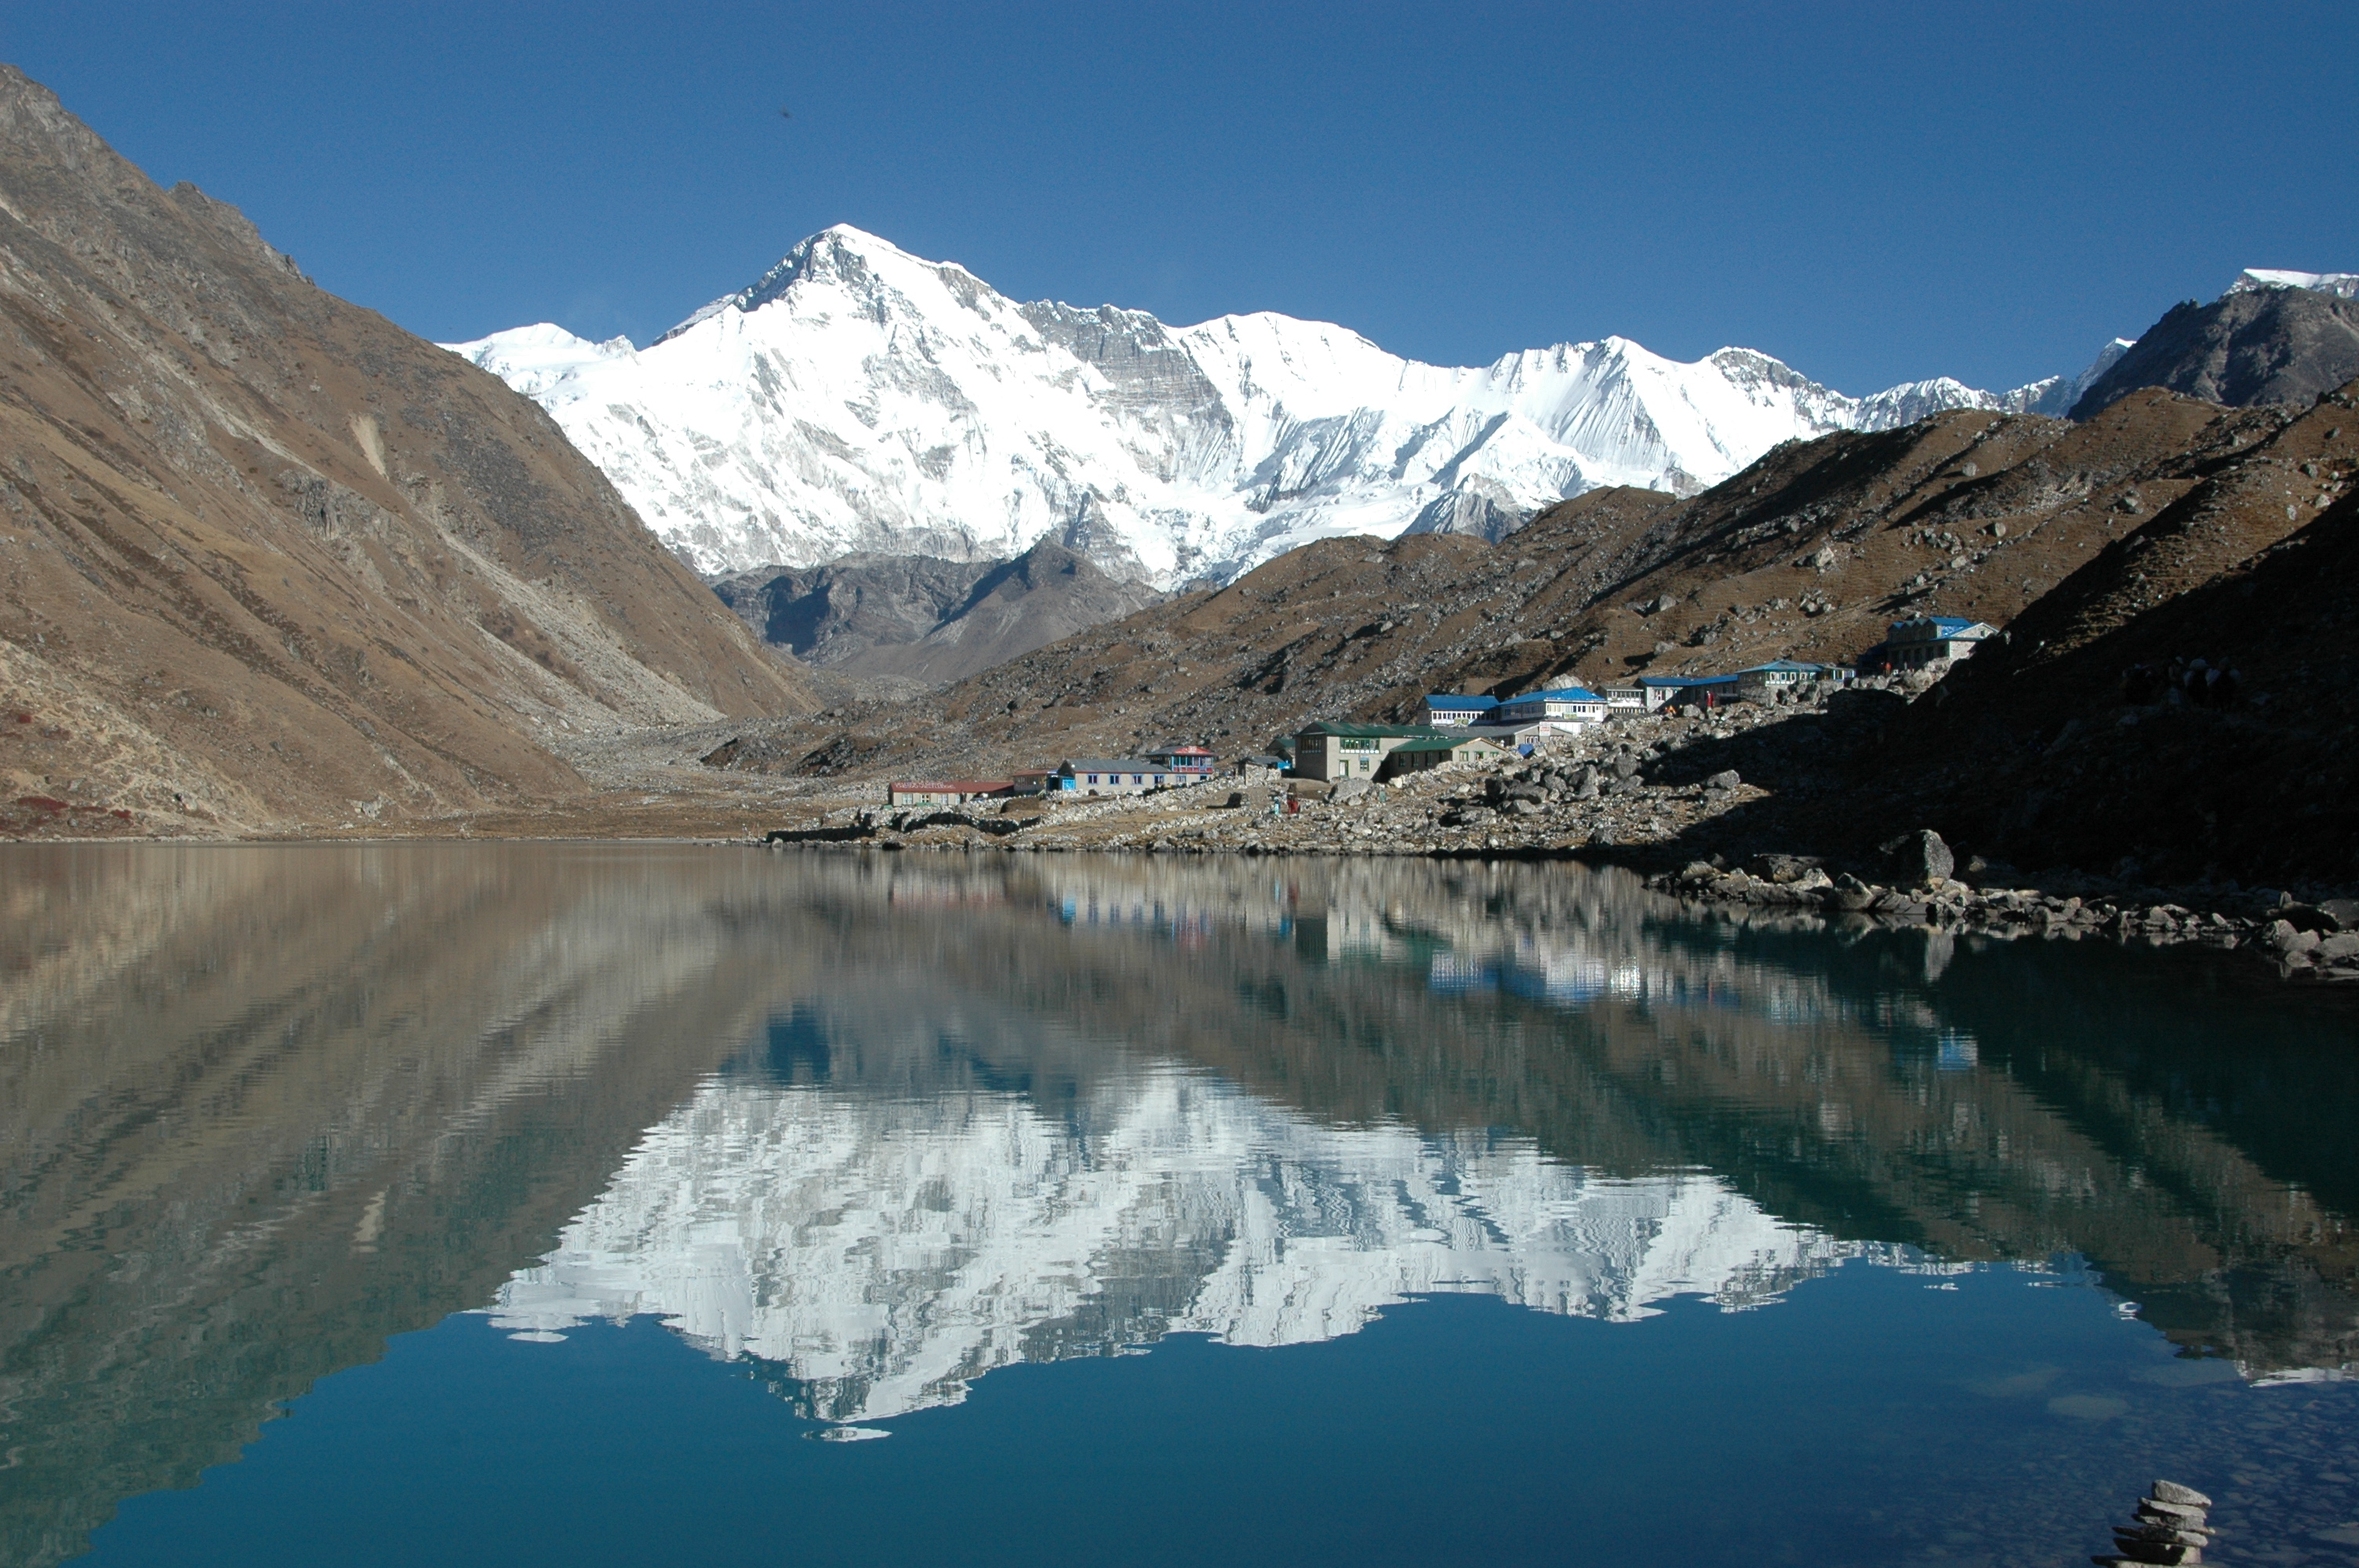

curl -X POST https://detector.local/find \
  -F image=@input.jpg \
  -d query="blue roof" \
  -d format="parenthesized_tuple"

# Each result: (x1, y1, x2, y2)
(1423, 693, 1497, 709)
(1507, 686, 1604, 702)
(1736, 659, 1825, 674)
(1638, 673, 1737, 688)
(1890, 615, 1976, 634)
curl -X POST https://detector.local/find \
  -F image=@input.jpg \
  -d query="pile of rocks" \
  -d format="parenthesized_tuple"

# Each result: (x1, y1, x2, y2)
(2255, 896, 2359, 978)
(1643, 830, 2359, 985)
(2093, 1479, 2214, 1566)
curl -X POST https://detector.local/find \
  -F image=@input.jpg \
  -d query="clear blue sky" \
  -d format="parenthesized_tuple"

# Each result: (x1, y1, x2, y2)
(10, 2, 2356, 394)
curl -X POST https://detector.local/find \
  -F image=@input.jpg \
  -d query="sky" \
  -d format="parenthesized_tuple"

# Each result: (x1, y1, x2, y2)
(8, 1, 2356, 395)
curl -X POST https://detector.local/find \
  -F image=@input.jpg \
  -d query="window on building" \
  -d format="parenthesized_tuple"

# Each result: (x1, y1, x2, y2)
(1087, 774, 1099, 784)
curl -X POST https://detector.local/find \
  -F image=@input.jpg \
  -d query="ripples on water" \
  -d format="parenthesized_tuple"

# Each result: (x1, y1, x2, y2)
(1, 845, 2354, 1566)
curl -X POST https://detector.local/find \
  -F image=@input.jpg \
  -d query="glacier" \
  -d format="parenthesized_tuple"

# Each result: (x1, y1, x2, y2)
(446, 225, 2100, 585)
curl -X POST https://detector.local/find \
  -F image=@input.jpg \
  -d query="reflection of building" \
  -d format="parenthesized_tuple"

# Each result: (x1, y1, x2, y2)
(489, 1069, 1871, 1424)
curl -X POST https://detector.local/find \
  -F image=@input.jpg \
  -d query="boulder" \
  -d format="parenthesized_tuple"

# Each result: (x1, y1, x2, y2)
(1330, 778, 1372, 803)
(2263, 920, 2321, 956)
(1705, 769, 1742, 791)
(1878, 829, 1956, 889)
(1825, 874, 1880, 913)
(2315, 931, 2359, 964)
(2317, 898, 2359, 931)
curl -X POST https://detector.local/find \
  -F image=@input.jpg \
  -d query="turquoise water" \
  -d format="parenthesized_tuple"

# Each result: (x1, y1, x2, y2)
(3, 846, 2354, 1566)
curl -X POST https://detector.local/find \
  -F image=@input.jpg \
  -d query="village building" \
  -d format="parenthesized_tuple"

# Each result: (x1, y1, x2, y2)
(1657, 673, 1739, 711)
(1731, 659, 1830, 701)
(1143, 743, 1216, 779)
(1372, 731, 1507, 779)
(1290, 722, 1509, 781)
(1460, 719, 1561, 757)
(1601, 684, 1645, 710)
(1050, 758, 1192, 796)
(1292, 722, 1501, 782)
(887, 779, 1016, 808)
(1423, 693, 1499, 727)
(1490, 685, 1609, 729)
(1876, 616, 1998, 672)
(1636, 675, 1698, 711)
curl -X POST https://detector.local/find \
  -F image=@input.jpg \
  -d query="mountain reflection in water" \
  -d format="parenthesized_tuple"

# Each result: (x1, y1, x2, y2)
(2, 844, 2354, 1566)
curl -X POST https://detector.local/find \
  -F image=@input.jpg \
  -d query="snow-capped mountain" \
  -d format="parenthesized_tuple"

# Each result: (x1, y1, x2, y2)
(485, 1065, 1914, 1425)
(447, 226, 2087, 585)
(2229, 267, 2359, 300)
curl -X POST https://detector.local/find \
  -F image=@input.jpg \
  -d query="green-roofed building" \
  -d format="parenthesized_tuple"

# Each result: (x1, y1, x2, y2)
(1292, 720, 1505, 782)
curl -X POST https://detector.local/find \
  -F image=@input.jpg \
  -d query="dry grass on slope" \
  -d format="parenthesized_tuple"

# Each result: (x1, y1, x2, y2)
(0, 64, 811, 839)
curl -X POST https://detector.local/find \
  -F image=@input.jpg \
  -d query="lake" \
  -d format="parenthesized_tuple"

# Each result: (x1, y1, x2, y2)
(2, 844, 2354, 1566)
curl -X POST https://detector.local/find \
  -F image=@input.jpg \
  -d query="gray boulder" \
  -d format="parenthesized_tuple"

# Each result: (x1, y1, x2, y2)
(1878, 829, 1955, 888)
(2316, 931, 2359, 964)
(1330, 778, 1372, 803)
(1705, 769, 1742, 791)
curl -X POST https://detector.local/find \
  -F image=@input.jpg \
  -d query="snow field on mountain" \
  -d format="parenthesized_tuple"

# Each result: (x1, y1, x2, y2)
(448, 226, 2122, 585)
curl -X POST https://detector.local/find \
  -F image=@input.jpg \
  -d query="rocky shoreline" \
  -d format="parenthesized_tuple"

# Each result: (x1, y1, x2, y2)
(761, 690, 2359, 989)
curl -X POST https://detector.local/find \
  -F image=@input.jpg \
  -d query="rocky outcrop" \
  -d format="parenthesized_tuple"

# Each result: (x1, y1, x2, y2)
(2073, 283, 2359, 418)
(0, 63, 812, 837)
(713, 538, 1162, 684)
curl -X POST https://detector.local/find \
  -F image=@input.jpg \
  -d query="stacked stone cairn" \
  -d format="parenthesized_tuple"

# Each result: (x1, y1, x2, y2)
(2094, 1479, 2215, 1566)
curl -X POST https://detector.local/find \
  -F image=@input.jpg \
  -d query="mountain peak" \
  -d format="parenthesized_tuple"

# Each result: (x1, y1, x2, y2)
(465, 228, 2098, 583)
(656, 223, 987, 345)
(2229, 267, 2359, 301)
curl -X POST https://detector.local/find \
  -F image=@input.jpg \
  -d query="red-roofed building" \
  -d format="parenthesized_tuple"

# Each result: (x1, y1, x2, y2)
(887, 779, 1016, 808)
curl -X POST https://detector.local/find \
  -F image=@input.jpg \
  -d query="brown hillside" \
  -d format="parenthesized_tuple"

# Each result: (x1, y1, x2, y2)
(1864, 379, 2359, 887)
(710, 387, 2302, 786)
(0, 64, 812, 837)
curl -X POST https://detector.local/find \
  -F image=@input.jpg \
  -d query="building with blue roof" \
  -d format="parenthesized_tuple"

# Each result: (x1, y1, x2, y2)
(1732, 659, 1835, 701)
(1878, 616, 1998, 672)
(1423, 692, 1499, 727)
(1492, 686, 1609, 726)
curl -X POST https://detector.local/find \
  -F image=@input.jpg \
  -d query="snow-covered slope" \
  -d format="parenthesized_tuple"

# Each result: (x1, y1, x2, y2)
(2229, 267, 2359, 300)
(486, 1065, 1932, 1424)
(447, 226, 2081, 585)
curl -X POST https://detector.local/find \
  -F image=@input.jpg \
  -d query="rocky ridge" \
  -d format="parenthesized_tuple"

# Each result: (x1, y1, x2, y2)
(711, 536, 1163, 685)
(2073, 275, 2359, 419)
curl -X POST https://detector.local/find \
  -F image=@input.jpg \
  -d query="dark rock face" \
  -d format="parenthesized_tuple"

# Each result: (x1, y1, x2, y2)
(1879, 829, 1955, 889)
(713, 539, 1161, 685)
(2074, 287, 2359, 418)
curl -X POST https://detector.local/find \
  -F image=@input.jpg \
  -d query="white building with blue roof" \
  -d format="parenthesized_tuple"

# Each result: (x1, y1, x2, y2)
(1882, 616, 1997, 672)
(1423, 693, 1499, 727)
(1491, 686, 1609, 728)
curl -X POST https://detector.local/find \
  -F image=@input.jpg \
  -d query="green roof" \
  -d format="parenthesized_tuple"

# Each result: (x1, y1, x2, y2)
(1387, 735, 1497, 755)
(1299, 721, 1449, 739)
